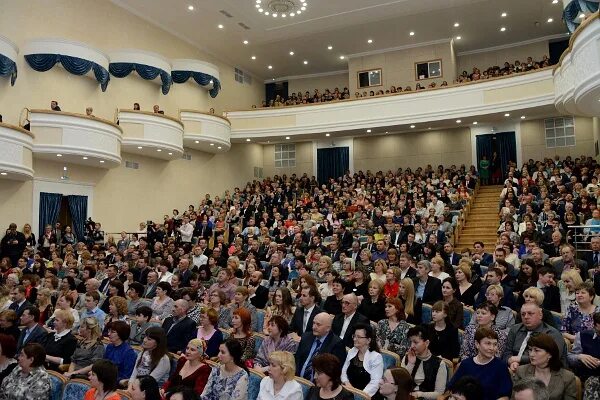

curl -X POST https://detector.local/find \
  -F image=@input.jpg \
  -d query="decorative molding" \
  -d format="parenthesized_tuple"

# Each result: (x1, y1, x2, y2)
(0, 34, 18, 61)
(265, 70, 349, 84)
(456, 34, 570, 57)
(179, 109, 231, 124)
(109, 49, 171, 75)
(172, 59, 219, 80)
(22, 38, 109, 69)
(346, 38, 451, 59)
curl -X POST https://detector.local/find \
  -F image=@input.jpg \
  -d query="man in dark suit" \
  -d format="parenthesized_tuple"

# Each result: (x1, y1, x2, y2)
(162, 299, 197, 353)
(389, 223, 405, 249)
(338, 225, 353, 251)
(327, 240, 342, 264)
(399, 253, 417, 280)
(143, 271, 159, 299)
(289, 286, 321, 337)
(361, 235, 375, 253)
(406, 233, 423, 259)
(536, 266, 561, 313)
(248, 271, 269, 309)
(426, 221, 447, 245)
(295, 312, 347, 380)
(346, 241, 362, 262)
(99, 265, 118, 297)
(443, 242, 462, 268)
(16, 306, 47, 354)
(331, 293, 369, 348)
(413, 260, 443, 305)
(581, 236, 600, 279)
(551, 244, 589, 280)
(9, 286, 32, 318)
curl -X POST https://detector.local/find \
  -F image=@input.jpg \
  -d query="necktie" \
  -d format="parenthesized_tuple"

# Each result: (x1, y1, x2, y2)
(302, 339, 322, 380)
(517, 331, 532, 359)
(302, 309, 310, 332)
(9, 302, 18, 311)
(594, 252, 599, 266)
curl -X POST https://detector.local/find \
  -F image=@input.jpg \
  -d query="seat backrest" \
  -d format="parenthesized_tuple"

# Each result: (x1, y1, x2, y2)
(254, 332, 266, 353)
(345, 386, 370, 400)
(219, 328, 230, 340)
(117, 390, 133, 400)
(551, 311, 563, 328)
(380, 349, 400, 369)
(294, 376, 314, 399)
(463, 307, 473, 328)
(248, 368, 266, 400)
(47, 370, 67, 400)
(421, 303, 433, 324)
(62, 379, 92, 400)
(255, 309, 265, 332)
(441, 357, 454, 380)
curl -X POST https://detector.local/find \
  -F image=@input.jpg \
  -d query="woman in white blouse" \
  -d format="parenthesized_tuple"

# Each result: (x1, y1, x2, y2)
(256, 351, 302, 400)
(341, 323, 384, 397)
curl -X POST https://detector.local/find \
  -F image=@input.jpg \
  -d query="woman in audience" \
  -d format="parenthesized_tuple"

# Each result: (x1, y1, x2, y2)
(267, 266, 287, 294)
(384, 267, 401, 299)
(21, 275, 38, 305)
(84, 359, 120, 400)
(0, 334, 17, 385)
(454, 263, 478, 306)
(378, 367, 416, 400)
(263, 287, 294, 333)
(460, 301, 506, 360)
(0, 343, 51, 400)
(341, 323, 384, 397)
(64, 317, 105, 378)
(345, 266, 369, 299)
(559, 269, 583, 316)
(43, 309, 77, 370)
(230, 286, 258, 332)
(370, 259, 387, 283)
(306, 353, 354, 400)
(477, 284, 515, 332)
(427, 301, 460, 361)
(358, 279, 386, 323)
(257, 351, 303, 400)
(323, 277, 346, 316)
(200, 340, 248, 400)
(315, 255, 332, 283)
(561, 282, 600, 342)
(319, 269, 338, 300)
(400, 326, 447, 399)
(255, 316, 297, 370)
(196, 307, 224, 358)
(48, 294, 79, 331)
(513, 332, 576, 400)
(59, 276, 79, 306)
(104, 320, 137, 383)
(125, 326, 170, 389)
(0, 287, 12, 312)
(376, 297, 411, 359)
(514, 259, 536, 296)
(103, 295, 128, 337)
(517, 287, 559, 329)
(447, 327, 512, 400)
(429, 256, 450, 281)
(207, 289, 232, 329)
(340, 258, 355, 282)
(162, 339, 211, 397)
(399, 278, 422, 325)
(356, 249, 372, 272)
(130, 375, 161, 400)
(150, 282, 175, 322)
(0, 310, 20, 342)
(35, 288, 54, 325)
(441, 277, 463, 329)
(230, 308, 255, 365)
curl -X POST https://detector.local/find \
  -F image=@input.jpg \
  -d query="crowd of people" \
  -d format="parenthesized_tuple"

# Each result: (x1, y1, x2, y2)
(456, 55, 553, 84)
(0, 155, 598, 400)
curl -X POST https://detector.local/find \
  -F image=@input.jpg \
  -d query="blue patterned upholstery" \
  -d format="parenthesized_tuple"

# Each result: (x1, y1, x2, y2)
(254, 333, 264, 354)
(255, 310, 265, 332)
(551, 311, 563, 328)
(463, 307, 473, 328)
(62, 379, 91, 400)
(381, 349, 400, 369)
(47, 370, 66, 400)
(421, 304, 432, 324)
(294, 377, 314, 398)
(248, 369, 264, 400)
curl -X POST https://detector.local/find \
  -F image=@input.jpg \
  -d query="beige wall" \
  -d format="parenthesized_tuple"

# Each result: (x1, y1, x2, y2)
(457, 41, 549, 75)
(520, 117, 594, 161)
(287, 73, 350, 96)
(263, 141, 314, 178)
(348, 41, 456, 95)
(353, 128, 472, 172)
(593, 117, 600, 162)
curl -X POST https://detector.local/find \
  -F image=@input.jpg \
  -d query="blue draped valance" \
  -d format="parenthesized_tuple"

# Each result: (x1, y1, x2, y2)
(171, 70, 221, 98)
(0, 53, 17, 86)
(563, 0, 599, 32)
(109, 62, 172, 95)
(24, 53, 109, 91)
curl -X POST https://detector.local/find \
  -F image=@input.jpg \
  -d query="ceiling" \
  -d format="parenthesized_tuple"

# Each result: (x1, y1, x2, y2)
(113, 0, 568, 80)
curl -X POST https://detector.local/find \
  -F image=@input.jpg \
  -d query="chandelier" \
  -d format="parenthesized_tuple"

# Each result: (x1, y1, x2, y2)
(255, 0, 308, 18)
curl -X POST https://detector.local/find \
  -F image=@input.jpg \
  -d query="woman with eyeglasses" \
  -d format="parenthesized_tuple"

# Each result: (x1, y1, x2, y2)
(341, 323, 384, 397)
(378, 367, 415, 400)
(64, 317, 105, 378)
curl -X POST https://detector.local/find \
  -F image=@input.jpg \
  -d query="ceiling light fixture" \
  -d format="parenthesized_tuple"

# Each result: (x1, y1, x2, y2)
(501, 12, 507, 17)
(195, 140, 200, 143)
(454, 22, 460, 27)
(157, 149, 162, 152)
(99, 160, 105, 163)
(326, 133, 330, 137)
(0, 172, 7, 176)
(83, 156, 88, 160)
(268, 65, 273, 69)
(168, 152, 173, 155)
(251, 56, 256, 60)
(504, 113, 510, 117)
(258, 8, 263, 11)
(303, 60, 308, 64)
(500, 27, 506, 32)
(328, 45, 333, 50)
(473, 121, 478, 125)
(210, 143, 215, 146)
(366, 129, 371, 133)
(409, 31, 415, 36)
(289, 51, 294, 55)
(246, 138, 251, 142)
(243, 40, 249, 44)
(188, 5, 194, 11)
(456, 119, 461, 123)
(547, 18, 553, 23)
(217, 146, 222, 149)
(137, 146, 143, 149)
(521, 115, 526, 119)
(367, 39, 373, 44)
(552, 0, 558, 3)
(258, 0, 308, 18)
(339, 55, 345, 59)
(56, 154, 62, 157)
(410, 125, 415, 128)
(218, 24, 224, 29)
(456, 36, 462, 40)
(285, 136, 290, 140)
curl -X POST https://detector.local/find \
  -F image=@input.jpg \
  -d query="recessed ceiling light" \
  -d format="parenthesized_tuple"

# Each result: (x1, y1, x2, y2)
(385, 131, 389, 134)
(456, 119, 461, 123)
(251, 56, 256, 60)
(285, 136, 290, 140)
(243, 40, 249, 44)
(264, 11, 269, 15)
(300, 6, 306, 10)
(217, 146, 222, 149)
(99, 160, 105, 163)
(410, 125, 415, 128)
(168, 152, 173, 155)
(521, 115, 526, 119)
(157, 149, 162, 152)
(82, 156, 88, 160)
(258, 8, 263, 12)
(339, 55, 345, 60)
(409, 31, 415, 36)
(289, 51, 294, 55)
(325, 133, 330, 137)
(473, 121, 478, 125)
(367, 39, 373, 44)
(246, 138, 251, 142)
(256, 3, 260, 7)
(56, 154, 62, 157)
(272, 13, 277, 17)
(456, 36, 462, 40)
(552, 0, 558, 3)
(501, 12, 507, 17)
(303, 60, 308, 64)
(547, 18, 553, 23)
(210, 143, 214, 146)
(268, 65, 272, 69)
(256, 0, 261, 3)
(366, 129, 371, 133)
(137, 146, 143, 149)
(428, 127, 431, 130)
(504, 113, 510, 117)
(282, 13, 286, 17)
(500, 27, 506, 32)
(296, 10, 301, 14)
(328, 45, 333, 50)
(290, 12, 295, 16)
(454, 22, 460, 27)
(188, 5, 194, 11)
(218, 24, 224, 29)
(0, 172, 6, 176)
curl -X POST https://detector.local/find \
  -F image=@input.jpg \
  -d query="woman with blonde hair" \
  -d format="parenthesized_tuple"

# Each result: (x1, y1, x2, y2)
(399, 278, 422, 325)
(455, 263, 478, 306)
(558, 269, 583, 315)
(358, 279, 387, 323)
(64, 317, 104, 378)
(429, 256, 449, 281)
(370, 259, 388, 283)
(36, 288, 54, 325)
(44, 309, 77, 370)
(0, 287, 12, 312)
(161, 338, 211, 397)
(516, 287, 559, 329)
(103, 296, 128, 337)
(315, 255, 332, 283)
(257, 351, 302, 400)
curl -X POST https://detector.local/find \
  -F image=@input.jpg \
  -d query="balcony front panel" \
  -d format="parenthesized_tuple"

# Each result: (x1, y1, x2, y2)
(118, 110, 184, 160)
(180, 110, 231, 153)
(0, 123, 34, 180)
(29, 110, 122, 168)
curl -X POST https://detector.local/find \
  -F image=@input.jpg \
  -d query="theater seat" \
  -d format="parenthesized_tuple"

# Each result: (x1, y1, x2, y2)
(47, 370, 67, 400)
(294, 376, 314, 398)
(248, 368, 266, 400)
(61, 379, 91, 400)
(421, 303, 432, 324)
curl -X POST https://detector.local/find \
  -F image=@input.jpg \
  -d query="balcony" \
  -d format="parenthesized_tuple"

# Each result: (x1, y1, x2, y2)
(180, 110, 231, 153)
(225, 69, 555, 140)
(29, 110, 122, 168)
(117, 110, 184, 159)
(554, 12, 600, 116)
(0, 123, 34, 180)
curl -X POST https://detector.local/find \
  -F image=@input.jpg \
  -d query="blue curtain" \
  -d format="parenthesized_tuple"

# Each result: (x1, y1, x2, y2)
(171, 70, 221, 97)
(66, 195, 87, 241)
(109, 62, 172, 94)
(476, 134, 494, 171)
(563, 1, 599, 32)
(24, 53, 110, 91)
(496, 132, 517, 179)
(0, 53, 17, 85)
(39, 192, 62, 238)
(317, 147, 349, 185)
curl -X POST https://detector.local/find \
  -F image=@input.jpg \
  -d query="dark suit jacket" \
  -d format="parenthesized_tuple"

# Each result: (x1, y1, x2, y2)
(426, 230, 447, 244)
(44, 331, 78, 369)
(162, 316, 197, 353)
(339, 232, 353, 251)
(289, 305, 321, 336)
(542, 285, 562, 313)
(250, 284, 269, 309)
(295, 331, 347, 375)
(331, 312, 370, 348)
(10, 300, 32, 318)
(327, 249, 341, 264)
(143, 282, 157, 299)
(16, 324, 47, 354)
(413, 276, 443, 305)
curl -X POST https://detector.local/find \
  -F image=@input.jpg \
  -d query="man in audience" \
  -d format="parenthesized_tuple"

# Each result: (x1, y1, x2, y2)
(143, 271, 159, 299)
(126, 282, 150, 317)
(247, 270, 269, 309)
(331, 293, 369, 347)
(535, 266, 561, 313)
(162, 299, 196, 353)
(399, 252, 416, 280)
(413, 260, 442, 304)
(80, 291, 107, 331)
(551, 244, 588, 279)
(9, 286, 32, 318)
(289, 286, 321, 337)
(207, 268, 236, 301)
(16, 306, 46, 353)
(512, 378, 550, 400)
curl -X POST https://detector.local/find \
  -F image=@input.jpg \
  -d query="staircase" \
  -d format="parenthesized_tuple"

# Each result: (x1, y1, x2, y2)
(455, 185, 503, 251)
